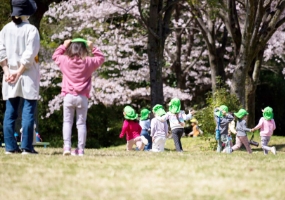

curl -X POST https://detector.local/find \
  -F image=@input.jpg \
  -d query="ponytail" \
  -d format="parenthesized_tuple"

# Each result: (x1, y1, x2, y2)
(12, 16, 22, 25)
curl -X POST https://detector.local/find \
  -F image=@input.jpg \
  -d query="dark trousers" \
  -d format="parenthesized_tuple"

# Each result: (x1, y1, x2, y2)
(172, 128, 184, 151)
(141, 130, 152, 150)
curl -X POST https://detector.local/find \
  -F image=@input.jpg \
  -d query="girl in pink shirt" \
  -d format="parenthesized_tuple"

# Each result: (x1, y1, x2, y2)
(119, 106, 148, 151)
(252, 107, 276, 155)
(52, 38, 104, 156)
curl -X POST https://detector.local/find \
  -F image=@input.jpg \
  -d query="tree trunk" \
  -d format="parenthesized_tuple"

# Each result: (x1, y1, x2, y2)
(245, 74, 256, 127)
(147, 0, 175, 107)
(148, 0, 164, 107)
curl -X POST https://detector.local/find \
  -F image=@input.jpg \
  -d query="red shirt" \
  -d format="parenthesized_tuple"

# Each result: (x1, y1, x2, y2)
(119, 120, 142, 141)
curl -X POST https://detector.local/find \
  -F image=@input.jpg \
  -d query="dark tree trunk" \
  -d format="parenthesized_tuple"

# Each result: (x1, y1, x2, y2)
(147, 0, 175, 107)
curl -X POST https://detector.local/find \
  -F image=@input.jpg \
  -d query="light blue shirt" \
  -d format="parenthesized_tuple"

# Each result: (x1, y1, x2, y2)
(139, 119, 151, 130)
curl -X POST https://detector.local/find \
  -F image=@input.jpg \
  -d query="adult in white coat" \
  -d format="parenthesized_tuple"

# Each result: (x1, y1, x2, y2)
(0, 0, 40, 154)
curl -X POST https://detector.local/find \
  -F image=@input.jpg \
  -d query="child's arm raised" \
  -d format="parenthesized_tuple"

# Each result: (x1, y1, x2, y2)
(52, 40, 71, 66)
(86, 41, 105, 70)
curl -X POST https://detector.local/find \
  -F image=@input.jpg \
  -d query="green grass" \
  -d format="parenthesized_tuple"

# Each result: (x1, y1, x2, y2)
(0, 135, 285, 200)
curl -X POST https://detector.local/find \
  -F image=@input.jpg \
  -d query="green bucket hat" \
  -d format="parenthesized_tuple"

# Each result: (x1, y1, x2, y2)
(169, 98, 181, 114)
(153, 104, 166, 117)
(234, 109, 248, 119)
(140, 108, 151, 120)
(263, 106, 274, 120)
(215, 105, 228, 117)
(71, 38, 87, 46)
(123, 106, 138, 120)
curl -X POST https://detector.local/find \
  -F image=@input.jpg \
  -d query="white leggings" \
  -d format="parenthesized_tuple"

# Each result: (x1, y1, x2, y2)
(152, 137, 166, 152)
(63, 94, 88, 150)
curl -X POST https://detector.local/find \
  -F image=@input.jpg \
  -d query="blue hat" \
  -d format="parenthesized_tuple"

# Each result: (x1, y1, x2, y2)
(11, 0, 37, 17)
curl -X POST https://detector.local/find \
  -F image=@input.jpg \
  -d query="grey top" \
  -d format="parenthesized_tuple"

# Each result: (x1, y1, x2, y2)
(150, 117, 168, 139)
(214, 108, 234, 135)
(236, 119, 251, 136)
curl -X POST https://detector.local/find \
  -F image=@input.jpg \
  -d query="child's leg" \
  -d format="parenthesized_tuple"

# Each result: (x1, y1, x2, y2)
(172, 128, 183, 151)
(217, 138, 222, 152)
(261, 136, 272, 155)
(63, 95, 75, 150)
(75, 95, 88, 152)
(240, 136, 252, 154)
(157, 137, 166, 152)
(127, 139, 135, 151)
(232, 136, 242, 151)
(134, 137, 145, 151)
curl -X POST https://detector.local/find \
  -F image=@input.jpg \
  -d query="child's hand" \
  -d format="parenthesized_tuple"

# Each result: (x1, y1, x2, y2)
(189, 110, 196, 115)
(63, 39, 71, 48)
(87, 40, 93, 49)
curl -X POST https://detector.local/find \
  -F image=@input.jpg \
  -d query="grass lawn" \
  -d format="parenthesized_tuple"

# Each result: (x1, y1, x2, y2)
(0, 135, 285, 200)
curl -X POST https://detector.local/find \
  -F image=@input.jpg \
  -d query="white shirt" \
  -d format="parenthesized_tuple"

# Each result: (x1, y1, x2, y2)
(0, 20, 40, 100)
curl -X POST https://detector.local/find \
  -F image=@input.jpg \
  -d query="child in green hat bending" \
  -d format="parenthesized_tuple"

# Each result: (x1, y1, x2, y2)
(119, 106, 149, 151)
(252, 107, 276, 155)
(214, 105, 234, 153)
(139, 108, 152, 151)
(231, 109, 253, 154)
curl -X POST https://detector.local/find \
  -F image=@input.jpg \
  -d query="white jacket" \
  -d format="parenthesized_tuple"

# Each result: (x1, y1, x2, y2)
(0, 20, 40, 100)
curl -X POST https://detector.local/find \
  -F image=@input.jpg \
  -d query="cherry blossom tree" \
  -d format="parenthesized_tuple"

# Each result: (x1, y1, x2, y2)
(40, 0, 192, 117)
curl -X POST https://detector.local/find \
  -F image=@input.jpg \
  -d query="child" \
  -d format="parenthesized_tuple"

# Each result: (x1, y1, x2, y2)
(150, 105, 168, 152)
(158, 98, 194, 152)
(52, 38, 105, 156)
(120, 106, 149, 151)
(231, 109, 252, 154)
(214, 105, 234, 153)
(139, 108, 152, 150)
(252, 107, 276, 155)
(188, 118, 200, 137)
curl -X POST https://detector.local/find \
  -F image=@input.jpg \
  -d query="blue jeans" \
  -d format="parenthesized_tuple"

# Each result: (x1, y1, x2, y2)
(141, 130, 152, 150)
(4, 97, 37, 151)
(217, 134, 228, 153)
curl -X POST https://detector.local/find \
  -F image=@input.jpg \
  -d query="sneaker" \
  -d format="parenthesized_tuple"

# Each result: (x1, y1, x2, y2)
(141, 136, 149, 145)
(63, 147, 71, 156)
(271, 146, 277, 155)
(22, 149, 38, 155)
(71, 149, 84, 156)
(5, 149, 22, 155)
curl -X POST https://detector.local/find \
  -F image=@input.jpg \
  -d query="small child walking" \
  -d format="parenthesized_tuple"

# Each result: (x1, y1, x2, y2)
(120, 106, 148, 151)
(231, 109, 252, 154)
(52, 38, 105, 156)
(252, 107, 276, 155)
(139, 108, 152, 150)
(150, 105, 168, 152)
(158, 98, 194, 152)
(214, 105, 234, 153)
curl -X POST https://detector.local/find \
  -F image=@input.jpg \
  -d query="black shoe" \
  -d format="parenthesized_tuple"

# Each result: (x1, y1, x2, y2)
(5, 149, 22, 155)
(22, 149, 38, 155)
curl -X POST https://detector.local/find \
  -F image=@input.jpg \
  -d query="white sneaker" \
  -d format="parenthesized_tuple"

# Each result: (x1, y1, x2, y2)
(141, 136, 149, 145)
(271, 146, 277, 155)
(63, 147, 71, 156)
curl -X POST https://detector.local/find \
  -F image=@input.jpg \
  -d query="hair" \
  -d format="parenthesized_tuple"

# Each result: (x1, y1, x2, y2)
(65, 42, 88, 59)
(11, 16, 22, 24)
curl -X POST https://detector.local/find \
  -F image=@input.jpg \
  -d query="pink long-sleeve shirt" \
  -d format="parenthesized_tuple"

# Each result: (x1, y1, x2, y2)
(119, 120, 142, 141)
(52, 45, 105, 98)
(253, 117, 276, 137)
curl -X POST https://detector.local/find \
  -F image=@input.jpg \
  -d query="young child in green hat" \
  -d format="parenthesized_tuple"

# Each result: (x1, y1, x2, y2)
(252, 107, 276, 155)
(231, 109, 253, 154)
(157, 98, 194, 152)
(139, 108, 152, 150)
(120, 106, 149, 151)
(214, 105, 234, 153)
(151, 105, 168, 152)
